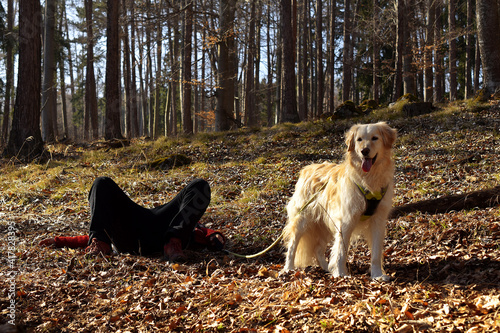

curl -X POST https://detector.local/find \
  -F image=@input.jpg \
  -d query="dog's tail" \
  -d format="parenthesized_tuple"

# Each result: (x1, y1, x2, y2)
(283, 215, 329, 268)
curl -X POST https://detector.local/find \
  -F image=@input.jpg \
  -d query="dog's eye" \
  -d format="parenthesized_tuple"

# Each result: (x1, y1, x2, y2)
(357, 138, 362, 142)
(372, 136, 379, 141)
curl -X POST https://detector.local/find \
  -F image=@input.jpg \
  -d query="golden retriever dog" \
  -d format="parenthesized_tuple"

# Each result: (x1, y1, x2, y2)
(283, 122, 397, 281)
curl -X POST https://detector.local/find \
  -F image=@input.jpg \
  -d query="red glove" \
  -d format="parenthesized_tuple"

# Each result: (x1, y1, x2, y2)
(193, 227, 225, 250)
(39, 235, 90, 249)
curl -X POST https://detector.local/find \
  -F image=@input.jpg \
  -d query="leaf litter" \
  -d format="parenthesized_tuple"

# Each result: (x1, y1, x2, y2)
(0, 103, 499, 332)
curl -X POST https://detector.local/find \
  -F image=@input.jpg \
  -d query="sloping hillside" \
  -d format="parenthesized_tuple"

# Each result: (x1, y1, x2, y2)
(1, 103, 499, 332)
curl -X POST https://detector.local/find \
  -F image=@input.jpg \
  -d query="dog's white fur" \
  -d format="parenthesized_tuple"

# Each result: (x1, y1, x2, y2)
(283, 122, 397, 280)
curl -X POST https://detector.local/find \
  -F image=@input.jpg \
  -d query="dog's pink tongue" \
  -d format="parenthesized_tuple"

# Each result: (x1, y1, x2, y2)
(362, 158, 373, 172)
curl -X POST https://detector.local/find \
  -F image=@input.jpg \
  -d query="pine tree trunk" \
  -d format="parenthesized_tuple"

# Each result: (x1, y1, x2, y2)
(403, 0, 415, 96)
(154, 1, 162, 139)
(328, 0, 335, 113)
(424, 0, 434, 102)
(316, 0, 324, 115)
(476, 0, 500, 97)
(41, 0, 57, 142)
(448, 0, 457, 101)
(342, 0, 352, 102)
(216, 0, 237, 131)
(394, 0, 404, 100)
(63, 6, 77, 140)
(434, 1, 444, 103)
(280, 0, 300, 123)
(104, 0, 123, 140)
(372, 0, 379, 103)
(465, 0, 473, 98)
(85, 0, 99, 140)
(298, 1, 310, 120)
(4, 0, 43, 161)
(129, 0, 139, 137)
(123, 0, 132, 139)
(266, 3, 274, 126)
(1, 0, 14, 144)
(245, 0, 257, 127)
(474, 37, 481, 94)
(182, 1, 193, 134)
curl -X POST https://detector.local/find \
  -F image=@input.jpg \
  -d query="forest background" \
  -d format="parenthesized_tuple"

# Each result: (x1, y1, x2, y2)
(1, 0, 500, 160)
(0, 0, 499, 331)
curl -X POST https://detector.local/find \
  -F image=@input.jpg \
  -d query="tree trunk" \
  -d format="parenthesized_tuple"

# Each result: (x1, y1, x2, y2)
(193, 19, 199, 134)
(266, 3, 273, 126)
(254, 2, 261, 125)
(154, 0, 162, 139)
(145, 0, 152, 137)
(129, 0, 139, 137)
(172, 11, 181, 136)
(316, 0, 324, 115)
(63, 5, 77, 140)
(403, 0, 415, 96)
(137, 28, 146, 137)
(216, 0, 237, 131)
(182, 1, 193, 134)
(299, 1, 309, 120)
(328, 0, 336, 113)
(372, 0, 379, 103)
(465, 0, 473, 99)
(448, 0, 457, 101)
(306, 0, 313, 117)
(280, 0, 300, 123)
(390, 186, 500, 219)
(2, 0, 14, 144)
(85, 0, 99, 140)
(4, 0, 43, 161)
(424, 0, 434, 102)
(476, 0, 500, 97)
(245, 0, 257, 127)
(41, 0, 57, 142)
(394, 0, 404, 100)
(104, 0, 123, 140)
(342, 0, 353, 102)
(474, 37, 481, 94)
(58, 58, 68, 140)
(275, 28, 282, 124)
(434, 1, 444, 103)
(57, 3, 68, 140)
(200, 27, 207, 132)
(123, 0, 132, 139)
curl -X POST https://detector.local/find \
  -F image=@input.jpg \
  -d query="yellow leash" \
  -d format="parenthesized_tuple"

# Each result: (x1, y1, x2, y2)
(224, 181, 329, 259)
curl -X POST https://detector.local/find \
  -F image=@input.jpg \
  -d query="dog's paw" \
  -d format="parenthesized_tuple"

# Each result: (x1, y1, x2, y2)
(331, 271, 350, 278)
(372, 274, 391, 282)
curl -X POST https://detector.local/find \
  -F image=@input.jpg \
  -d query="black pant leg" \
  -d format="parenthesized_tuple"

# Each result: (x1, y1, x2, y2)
(88, 177, 154, 254)
(150, 179, 211, 248)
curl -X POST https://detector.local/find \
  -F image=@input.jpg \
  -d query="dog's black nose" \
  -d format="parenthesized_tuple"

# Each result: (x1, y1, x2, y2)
(361, 148, 370, 156)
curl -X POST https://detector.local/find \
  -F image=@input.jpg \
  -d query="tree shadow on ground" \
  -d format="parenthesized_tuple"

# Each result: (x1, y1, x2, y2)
(389, 256, 500, 290)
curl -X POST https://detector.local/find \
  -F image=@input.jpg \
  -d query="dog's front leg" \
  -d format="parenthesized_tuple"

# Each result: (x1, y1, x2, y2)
(328, 222, 353, 277)
(368, 218, 390, 281)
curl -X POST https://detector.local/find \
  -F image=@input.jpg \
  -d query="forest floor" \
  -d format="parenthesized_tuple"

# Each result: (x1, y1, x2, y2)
(0, 102, 499, 332)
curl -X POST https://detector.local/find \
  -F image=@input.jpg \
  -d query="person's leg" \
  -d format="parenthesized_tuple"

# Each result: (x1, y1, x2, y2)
(151, 179, 211, 248)
(88, 177, 154, 254)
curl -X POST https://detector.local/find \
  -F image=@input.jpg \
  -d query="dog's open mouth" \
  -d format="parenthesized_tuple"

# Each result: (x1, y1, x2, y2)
(362, 154, 377, 172)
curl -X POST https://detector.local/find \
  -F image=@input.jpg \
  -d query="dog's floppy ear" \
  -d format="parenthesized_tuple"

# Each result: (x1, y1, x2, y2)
(345, 124, 359, 152)
(378, 122, 397, 148)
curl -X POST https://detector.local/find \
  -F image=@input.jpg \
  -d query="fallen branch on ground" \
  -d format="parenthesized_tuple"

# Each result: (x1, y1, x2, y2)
(390, 186, 500, 219)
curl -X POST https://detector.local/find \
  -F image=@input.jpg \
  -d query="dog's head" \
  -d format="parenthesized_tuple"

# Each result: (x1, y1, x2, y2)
(345, 122, 397, 173)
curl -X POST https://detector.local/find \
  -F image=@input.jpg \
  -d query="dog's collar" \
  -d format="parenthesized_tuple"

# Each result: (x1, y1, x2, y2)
(355, 182, 387, 221)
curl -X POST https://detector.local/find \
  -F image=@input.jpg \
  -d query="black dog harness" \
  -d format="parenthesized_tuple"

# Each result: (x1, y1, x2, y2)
(355, 183, 387, 221)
